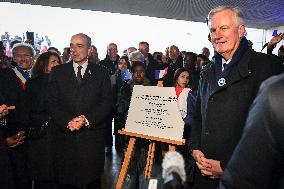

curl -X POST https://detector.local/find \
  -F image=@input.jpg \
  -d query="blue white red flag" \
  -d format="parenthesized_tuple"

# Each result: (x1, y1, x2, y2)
(5, 33, 11, 57)
(40, 37, 48, 53)
(155, 67, 168, 80)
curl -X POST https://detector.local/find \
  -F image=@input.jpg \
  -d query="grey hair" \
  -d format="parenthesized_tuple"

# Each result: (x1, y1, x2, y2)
(129, 51, 145, 62)
(208, 6, 245, 26)
(75, 33, 92, 47)
(11, 42, 36, 57)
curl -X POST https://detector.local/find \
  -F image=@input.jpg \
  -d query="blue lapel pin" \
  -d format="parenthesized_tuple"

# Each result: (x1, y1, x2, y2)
(218, 78, 226, 87)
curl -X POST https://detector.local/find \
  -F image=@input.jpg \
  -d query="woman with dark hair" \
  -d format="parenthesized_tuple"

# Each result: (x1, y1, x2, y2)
(25, 51, 61, 189)
(31, 51, 61, 78)
(173, 68, 196, 127)
(113, 55, 131, 151)
(173, 68, 196, 188)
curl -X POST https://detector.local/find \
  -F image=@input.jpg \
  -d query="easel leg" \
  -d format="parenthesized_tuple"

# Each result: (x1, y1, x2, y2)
(144, 142, 156, 179)
(116, 137, 136, 189)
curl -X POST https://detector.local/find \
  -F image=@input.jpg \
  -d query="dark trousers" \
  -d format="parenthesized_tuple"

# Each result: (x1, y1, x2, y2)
(104, 114, 113, 148)
(33, 181, 56, 189)
(57, 179, 101, 189)
(113, 111, 126, 150)
(8, 145, 30, 189)
(0, 142, 16, 189)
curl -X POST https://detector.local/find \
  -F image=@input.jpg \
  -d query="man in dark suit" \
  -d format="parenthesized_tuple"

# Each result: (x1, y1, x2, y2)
(99, 42, 120, 155)
(0, 91, 16, 189)
(48, 33, 112, 189)
(2, 43, 35, 189)
(220, 74, 284, 189)
(189, 6, 284, 189)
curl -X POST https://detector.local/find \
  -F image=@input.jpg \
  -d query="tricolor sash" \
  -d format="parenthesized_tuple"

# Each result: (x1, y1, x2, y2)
(12, 66, 30, 90)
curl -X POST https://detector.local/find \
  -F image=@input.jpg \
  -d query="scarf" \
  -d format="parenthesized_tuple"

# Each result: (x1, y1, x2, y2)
(175, 87, 190, 119)
(214, 37, 249, 80)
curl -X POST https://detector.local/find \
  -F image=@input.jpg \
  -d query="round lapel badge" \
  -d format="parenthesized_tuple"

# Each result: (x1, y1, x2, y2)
(218, 78, 226, 87)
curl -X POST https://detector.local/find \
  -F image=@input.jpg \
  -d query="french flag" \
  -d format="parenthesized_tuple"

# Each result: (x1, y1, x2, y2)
(5, 33, 11, 57)
(155, 67, 168, 80)
(40, 37, 48, 53)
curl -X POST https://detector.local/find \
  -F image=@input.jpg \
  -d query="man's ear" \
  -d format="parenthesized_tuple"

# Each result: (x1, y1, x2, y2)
(87, 47, 92, 56)
(239, 24, 246, 38)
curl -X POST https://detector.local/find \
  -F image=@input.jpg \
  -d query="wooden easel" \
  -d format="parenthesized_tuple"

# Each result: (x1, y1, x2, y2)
(116, 81, 186, 188)
(116, 129, 185, 189)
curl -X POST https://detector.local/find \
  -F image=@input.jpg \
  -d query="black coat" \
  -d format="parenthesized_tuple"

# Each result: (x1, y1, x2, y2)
(99, 54, 120, 76)
(25, 74, 54, 181)
(164, 55, 183, 87)
(0, 88, 16, 189)
(189, 47, 284, 189)
(0, 68, 29, 189)
(0, 68, 27, 137)
(144, 53, 158, 85)
(48, 62, 112, 186)
(220, 73, 284, 189)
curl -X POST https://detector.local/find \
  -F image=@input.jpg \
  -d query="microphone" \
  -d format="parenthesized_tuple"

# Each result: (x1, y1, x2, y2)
(261, 42, 269, 52)
(162, 151, 186, 189)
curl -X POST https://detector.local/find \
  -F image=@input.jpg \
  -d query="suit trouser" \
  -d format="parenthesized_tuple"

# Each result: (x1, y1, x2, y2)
(104, 113, 113, 148)
(57, 178, 101, 189)
(8, 145, 31, 189)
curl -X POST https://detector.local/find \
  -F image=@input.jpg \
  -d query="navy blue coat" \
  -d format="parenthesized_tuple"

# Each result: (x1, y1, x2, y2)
(220, 73, 284, 189)
(189, 47, 284, 189)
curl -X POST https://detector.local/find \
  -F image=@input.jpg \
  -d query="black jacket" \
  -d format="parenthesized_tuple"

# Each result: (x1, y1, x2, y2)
(25, 74, 54, 181)
(0, 89, 16, 189)
(99, 54, 120, 75)
(220, 73, 284, 189)
(48, 62, 112, 186)
(189, 47, 284, 189)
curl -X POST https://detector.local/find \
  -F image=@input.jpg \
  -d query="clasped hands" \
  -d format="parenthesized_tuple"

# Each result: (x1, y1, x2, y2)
(67, 115, 86, 131)
(192, 149, 223, 179)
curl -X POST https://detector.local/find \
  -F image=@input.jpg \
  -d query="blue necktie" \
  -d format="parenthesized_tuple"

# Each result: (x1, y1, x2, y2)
(223, 63, 228, 71)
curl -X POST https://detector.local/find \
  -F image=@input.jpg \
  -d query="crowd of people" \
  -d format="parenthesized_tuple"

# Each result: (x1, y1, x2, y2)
(0, 5, 284, 189)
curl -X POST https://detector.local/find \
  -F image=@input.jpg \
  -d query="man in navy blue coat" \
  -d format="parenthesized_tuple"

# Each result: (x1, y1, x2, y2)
(189, 6, 283, 189)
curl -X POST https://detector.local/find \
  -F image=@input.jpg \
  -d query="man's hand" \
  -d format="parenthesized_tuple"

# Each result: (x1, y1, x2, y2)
(201, 158, 223, 179)
(5, 131, 25, 147)
(192, 150, 212, 176)
(268, 34, 283, 49)
(192, 149, 223, 179)
(67, 115, 86, 131)
(0, 105, 15, 118)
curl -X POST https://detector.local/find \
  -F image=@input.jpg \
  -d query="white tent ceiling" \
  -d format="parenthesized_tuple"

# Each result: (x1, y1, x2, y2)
(3, 0, 284, 29)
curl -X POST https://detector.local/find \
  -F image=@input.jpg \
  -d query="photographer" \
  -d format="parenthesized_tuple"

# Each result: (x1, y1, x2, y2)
(266, 33, 284, 62)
